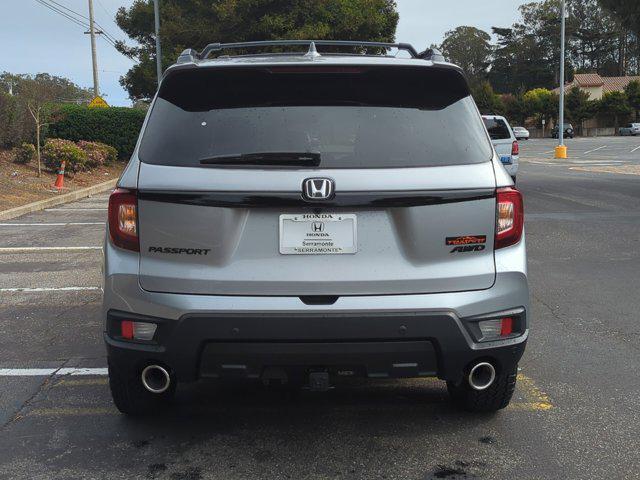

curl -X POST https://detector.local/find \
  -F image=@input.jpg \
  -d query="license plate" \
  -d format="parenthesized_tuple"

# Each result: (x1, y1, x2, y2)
(279, 213, 357, 255)
(500, 155, 513, 165)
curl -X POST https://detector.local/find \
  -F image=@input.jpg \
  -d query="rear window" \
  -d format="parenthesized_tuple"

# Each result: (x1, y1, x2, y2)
(140, 66, 492, 168)
(482, 118, 512, 140)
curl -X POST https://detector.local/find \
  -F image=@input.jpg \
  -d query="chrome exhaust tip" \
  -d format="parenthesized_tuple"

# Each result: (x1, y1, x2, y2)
(468, 362, 496, 391)
(141, 365, 171, 394)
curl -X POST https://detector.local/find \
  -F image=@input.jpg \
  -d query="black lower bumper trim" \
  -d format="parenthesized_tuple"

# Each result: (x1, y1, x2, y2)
(105, 310, 527, 384)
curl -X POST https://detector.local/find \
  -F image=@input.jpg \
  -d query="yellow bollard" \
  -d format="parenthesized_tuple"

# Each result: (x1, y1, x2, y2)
(554, 145, 567, 159)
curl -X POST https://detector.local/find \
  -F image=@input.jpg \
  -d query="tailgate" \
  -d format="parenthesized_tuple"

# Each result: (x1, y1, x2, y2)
(137, 163, 497, 296)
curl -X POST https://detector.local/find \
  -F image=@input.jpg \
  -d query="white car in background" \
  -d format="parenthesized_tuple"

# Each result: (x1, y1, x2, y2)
(513, 126, 530, 140)
(482, 115, 519, 182)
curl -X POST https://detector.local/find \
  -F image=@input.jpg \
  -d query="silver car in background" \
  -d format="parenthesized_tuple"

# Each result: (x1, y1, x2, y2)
(513, 126, 530, 140)
(103, 40, 529, 416)
(482, 115, 520, 182)
(619, 123, 640, 136)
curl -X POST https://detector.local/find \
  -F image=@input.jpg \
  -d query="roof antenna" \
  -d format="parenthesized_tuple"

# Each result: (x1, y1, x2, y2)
(305, 41, 321, 59)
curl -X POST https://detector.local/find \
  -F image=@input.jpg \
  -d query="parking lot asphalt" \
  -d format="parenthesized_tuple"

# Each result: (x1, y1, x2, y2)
(1, 138, 639, 479)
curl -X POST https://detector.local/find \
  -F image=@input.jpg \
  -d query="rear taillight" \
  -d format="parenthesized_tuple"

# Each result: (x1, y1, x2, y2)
(511, 140, 519, 156)
(108, 188, 139, 252)
(495, 187, 523, 249)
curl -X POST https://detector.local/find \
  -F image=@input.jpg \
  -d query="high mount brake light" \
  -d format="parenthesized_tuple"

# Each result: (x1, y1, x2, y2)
(267, 67, 365, 74)
(108, 188, 139, 252)
(495, 187, 524, 249)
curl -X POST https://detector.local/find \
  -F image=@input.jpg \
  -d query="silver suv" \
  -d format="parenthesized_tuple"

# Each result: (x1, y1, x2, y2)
(103, 40, 528, 415)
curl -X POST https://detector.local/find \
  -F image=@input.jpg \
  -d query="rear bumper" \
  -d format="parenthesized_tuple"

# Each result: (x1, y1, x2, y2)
(103, 233, 529, 385)
(105, 309, 527, 384)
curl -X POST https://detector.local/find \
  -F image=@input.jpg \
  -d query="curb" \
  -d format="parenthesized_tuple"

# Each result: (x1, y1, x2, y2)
(0, 179, 117, 221)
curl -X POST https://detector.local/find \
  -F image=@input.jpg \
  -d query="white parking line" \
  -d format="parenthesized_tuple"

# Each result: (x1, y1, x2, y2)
(631, 145, 640, 153)
(0, 368, 107, 376)
(0, 246, 101, 253)
(0, 286, 100, 293)
(44, 208, 107, 212)
(583, 145, 607, 154)
(0, 222, 104, 227)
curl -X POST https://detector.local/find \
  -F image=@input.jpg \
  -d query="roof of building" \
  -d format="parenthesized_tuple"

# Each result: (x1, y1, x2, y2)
(555, 73, 640, 95)
(574, 73, 604, 87)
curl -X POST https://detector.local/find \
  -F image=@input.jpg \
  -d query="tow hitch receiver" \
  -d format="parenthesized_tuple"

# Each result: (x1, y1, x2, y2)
(308, 371, 331, 392)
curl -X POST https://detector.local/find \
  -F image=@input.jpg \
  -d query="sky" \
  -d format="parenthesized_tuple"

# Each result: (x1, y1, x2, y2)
(0, 0, 523, 106)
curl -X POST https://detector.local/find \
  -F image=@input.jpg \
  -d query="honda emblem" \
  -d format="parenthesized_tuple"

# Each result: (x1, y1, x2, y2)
(302, 178, 335, 201)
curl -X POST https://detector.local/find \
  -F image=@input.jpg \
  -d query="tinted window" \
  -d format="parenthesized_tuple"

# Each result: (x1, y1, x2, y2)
(482, 118, 511, 140)
(140, 66, 492, 168)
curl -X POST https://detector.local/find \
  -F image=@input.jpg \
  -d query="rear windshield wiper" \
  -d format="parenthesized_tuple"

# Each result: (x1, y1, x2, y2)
(200, 152, 321, 167)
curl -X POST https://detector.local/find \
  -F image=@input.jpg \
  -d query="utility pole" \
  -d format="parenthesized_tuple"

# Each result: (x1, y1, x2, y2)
(88, 0, 100, 97)
(154, 0, 162, 86)
(555, 0, 567, 159)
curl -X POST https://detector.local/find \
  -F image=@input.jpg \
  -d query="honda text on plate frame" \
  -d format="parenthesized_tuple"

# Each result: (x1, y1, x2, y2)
(103, 40, 529, 416)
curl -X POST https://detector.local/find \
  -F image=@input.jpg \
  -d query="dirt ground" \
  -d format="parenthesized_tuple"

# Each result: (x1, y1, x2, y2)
(0, 149, 124, 211)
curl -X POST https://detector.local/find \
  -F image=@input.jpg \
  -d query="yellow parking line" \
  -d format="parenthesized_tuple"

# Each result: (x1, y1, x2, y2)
(54, 378, 108, 387)
(516, 373, 553, 410)
(28, 407, 117, 416)
(507, 402, 553, 412)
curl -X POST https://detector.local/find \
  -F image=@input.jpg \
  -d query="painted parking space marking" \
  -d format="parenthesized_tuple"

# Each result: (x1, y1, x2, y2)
(54, 378, 108, 387)
(0, 286, 100, 293)
(630, 145, 640, 153)
(512, 373, 553, 411)
(0, 246, 102, 253)
(0, 222, 104, 227)
(10, 370, 553, 417)
(28, 407, 116, 417)
(583, 145, 607, 154)
(0, 368, 108, 376)
(44, 208, 108, 212)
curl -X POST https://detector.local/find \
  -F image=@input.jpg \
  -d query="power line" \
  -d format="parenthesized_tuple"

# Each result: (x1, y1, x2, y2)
(34, 0, 118, 48)
(34, 0, 87, 29)
(35, 0, 118, 46)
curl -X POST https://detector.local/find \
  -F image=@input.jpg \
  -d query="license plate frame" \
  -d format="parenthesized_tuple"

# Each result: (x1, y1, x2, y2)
(279, 213, 357, 255)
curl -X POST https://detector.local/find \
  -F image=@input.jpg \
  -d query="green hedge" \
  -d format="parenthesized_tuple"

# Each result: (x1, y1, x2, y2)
(47, 105, 146, 160)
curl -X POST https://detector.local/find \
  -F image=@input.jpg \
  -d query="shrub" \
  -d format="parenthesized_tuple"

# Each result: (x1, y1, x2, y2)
(42, 138, 88, 174)
(78, 140, 118, 168)
(14, 143, 36, 164)
(47, 105, 145, 160)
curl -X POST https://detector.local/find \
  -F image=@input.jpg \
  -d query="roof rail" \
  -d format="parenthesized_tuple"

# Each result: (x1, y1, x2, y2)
(177, 40, 421, 63)
(419, 48, 445, 62)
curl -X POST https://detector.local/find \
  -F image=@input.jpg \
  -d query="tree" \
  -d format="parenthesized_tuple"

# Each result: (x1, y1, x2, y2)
(439, 26, 492, 86)
(599, 0, 640, 37)
(502, 91, 529, 126)
(624, 80, 640, 120)
(597, 90, 632, 131)
(116, 0, 399, 101)
(0, 72, 92, 147)
(20, 79, 56, 176)
(472, 82, 504, 115)
(524, 88, 558, 127)
(565, 86, 594, 132)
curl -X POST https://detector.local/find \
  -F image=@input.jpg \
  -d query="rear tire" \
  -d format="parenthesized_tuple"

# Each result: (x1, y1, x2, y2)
(108, 362, 176, 416)
(447, 365, 517, 413)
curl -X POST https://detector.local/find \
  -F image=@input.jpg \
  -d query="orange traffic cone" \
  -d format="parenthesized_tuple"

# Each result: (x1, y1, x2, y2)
(53, 161, 65, 192)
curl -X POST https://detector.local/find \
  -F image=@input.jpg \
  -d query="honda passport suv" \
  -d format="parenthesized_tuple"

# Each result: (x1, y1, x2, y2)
(103, 40, 528, 415)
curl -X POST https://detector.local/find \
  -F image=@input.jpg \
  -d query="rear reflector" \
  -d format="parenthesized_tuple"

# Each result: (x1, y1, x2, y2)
(108, 188, 139, 252)
(500, 317, 513, 336)
(478, 317, 515, 341)
(495, 187, 524, 249)
(121, 320, 134, 340)
(120, 320, 157, 341)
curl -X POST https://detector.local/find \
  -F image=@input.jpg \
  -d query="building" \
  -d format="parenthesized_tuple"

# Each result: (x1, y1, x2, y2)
(556, 73, 640, 100)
